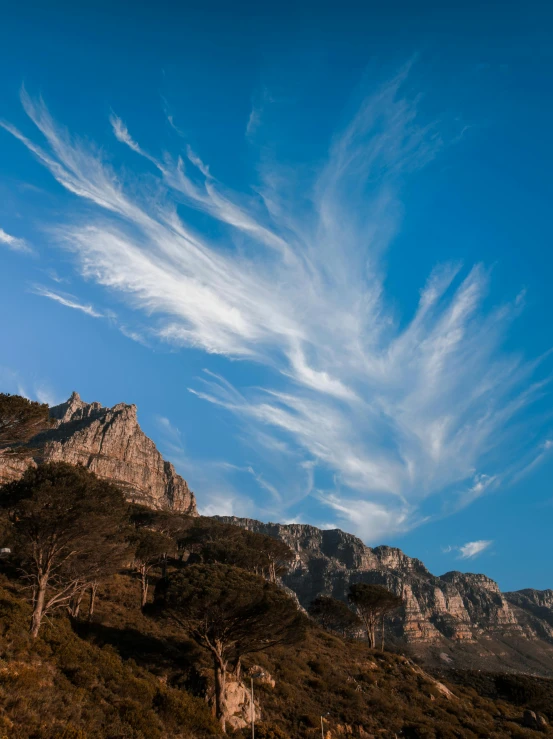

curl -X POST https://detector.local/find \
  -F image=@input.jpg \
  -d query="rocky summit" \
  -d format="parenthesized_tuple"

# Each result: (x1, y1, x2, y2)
(217, 517, 553, 676)
(0, 392, 197, 514)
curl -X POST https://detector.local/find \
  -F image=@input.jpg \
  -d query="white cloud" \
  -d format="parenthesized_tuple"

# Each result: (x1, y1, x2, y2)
(3, 71, 547, 541)
(0, 227, 33, 254)
(458, 540, 493, 559)
(31, 285, 105, 318)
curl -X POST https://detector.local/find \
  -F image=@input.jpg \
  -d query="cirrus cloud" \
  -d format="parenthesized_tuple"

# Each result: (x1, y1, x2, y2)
(1, 70, 549, 543)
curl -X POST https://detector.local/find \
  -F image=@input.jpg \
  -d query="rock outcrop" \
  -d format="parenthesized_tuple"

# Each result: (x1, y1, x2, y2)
(216, 517, 553, 675)
(0, 392, 197, 514)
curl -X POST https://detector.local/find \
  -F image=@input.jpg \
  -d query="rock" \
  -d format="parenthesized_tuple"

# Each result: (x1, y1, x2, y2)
(224, 678, 256, 730)
(522, 709, 539, 729)
(0, 392, 197, 514)
(247, 665, 276, 688)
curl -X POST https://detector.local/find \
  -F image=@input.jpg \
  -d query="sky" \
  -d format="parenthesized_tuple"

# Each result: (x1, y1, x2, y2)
(1, 0, 553, 591)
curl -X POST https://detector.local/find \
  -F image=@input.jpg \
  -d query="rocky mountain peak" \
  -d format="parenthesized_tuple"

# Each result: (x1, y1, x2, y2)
(0, 392, 196, 514)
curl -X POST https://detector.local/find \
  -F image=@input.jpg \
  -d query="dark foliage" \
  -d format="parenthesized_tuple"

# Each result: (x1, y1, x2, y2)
(178, 518, 294, 582)
(348, 582, 403, 649)
(308, 594, 361, 636)
(0, 462, 129, 636)
(153, 563, 306, 730)
(0, 392, 52, 447)
(131, 528, 175, 606)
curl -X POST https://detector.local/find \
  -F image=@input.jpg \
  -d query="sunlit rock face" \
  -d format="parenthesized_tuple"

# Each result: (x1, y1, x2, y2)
(0, 392, 197, 514)
(215, 517, 548, 648)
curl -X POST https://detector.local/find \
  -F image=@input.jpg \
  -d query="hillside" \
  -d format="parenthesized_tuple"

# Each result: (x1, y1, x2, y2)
(1, 568, 553, 738)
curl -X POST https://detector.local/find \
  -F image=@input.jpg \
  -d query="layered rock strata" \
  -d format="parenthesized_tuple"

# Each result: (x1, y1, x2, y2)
(216, 517, 547, 647)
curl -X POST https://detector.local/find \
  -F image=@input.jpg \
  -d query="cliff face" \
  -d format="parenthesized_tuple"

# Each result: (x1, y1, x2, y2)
(216, 517, 553, 669)
(0, 392, 197, 514)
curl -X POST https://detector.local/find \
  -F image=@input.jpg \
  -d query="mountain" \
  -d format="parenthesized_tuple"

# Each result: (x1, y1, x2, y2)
(217, 517, 553, 676)
(2, 390, 553, 678)
(0, 392, 197, 514)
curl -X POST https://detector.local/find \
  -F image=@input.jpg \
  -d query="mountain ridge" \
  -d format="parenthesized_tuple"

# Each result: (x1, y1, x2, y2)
(216, 515, 553, 676)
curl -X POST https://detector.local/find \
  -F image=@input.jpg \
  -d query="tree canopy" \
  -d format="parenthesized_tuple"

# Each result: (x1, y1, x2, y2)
(0, 393, 52, 447)
(308, 595, 361, 637)
(0, 462, 129, 636)
(153, 563, 305, 731)
(131, 527, 175, 606)
(177, 518, 294, 583)
(348, 583, 403, 649)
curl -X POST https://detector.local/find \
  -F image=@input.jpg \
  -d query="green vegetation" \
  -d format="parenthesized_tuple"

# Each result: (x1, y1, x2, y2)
(1, 463, 129, 637)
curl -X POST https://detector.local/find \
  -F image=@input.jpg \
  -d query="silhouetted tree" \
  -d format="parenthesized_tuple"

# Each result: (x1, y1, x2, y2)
(179, 518, 294, 583)
(132, 528, 174, 607)
(68, 533, 131, 619)
(308, 595, 361, 637)
(0, 462, 128, 637)
(0, 393, 52, 446)
(348, 583, 402, 649)
(152, 563, 305, 732)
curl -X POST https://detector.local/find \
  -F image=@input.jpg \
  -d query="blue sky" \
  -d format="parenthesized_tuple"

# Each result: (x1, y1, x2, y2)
(1, 0, 553, 591)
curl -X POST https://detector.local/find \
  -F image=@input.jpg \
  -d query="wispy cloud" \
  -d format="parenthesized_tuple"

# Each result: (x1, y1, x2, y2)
(31, 285, 105, 318)
(0, 366, 61, 407)
(0, 227, 34, 254)
(458, 540, 493, 559)
(2, 69, 548, 542)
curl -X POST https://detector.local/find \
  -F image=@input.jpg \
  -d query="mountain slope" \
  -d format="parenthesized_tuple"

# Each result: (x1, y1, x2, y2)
(217, 517, 553, 676)
(0, 392, 197, 513)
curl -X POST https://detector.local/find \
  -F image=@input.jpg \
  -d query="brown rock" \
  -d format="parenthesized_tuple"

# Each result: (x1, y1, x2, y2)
(0, 392, 197, 514)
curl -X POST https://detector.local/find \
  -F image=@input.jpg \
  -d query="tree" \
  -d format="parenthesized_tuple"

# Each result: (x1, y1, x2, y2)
(347, 583, 403, 650)
(0, 393, 52, 447)
(68, 531, 131, 620)
(152, 564, 305, 732)
(132, 528, 174, 607)
(308, 595, 361, 637)
(179, 518, 294, 583)
(0, 462, 129, 637)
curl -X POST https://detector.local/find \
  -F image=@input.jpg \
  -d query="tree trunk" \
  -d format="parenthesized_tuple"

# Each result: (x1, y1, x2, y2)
(213, 656, 228, 733)
(88, 582, 99, 621)
(367, 628, 375, 649)
(70, 590, 84, 618)
(30, 574, 48, 638)
(232, 656, 242, 681)
(364, 618, 376, 649)
(381, 617, 385, 651)
(161, 553, 167, 578)
(140, 567, 149, 608)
